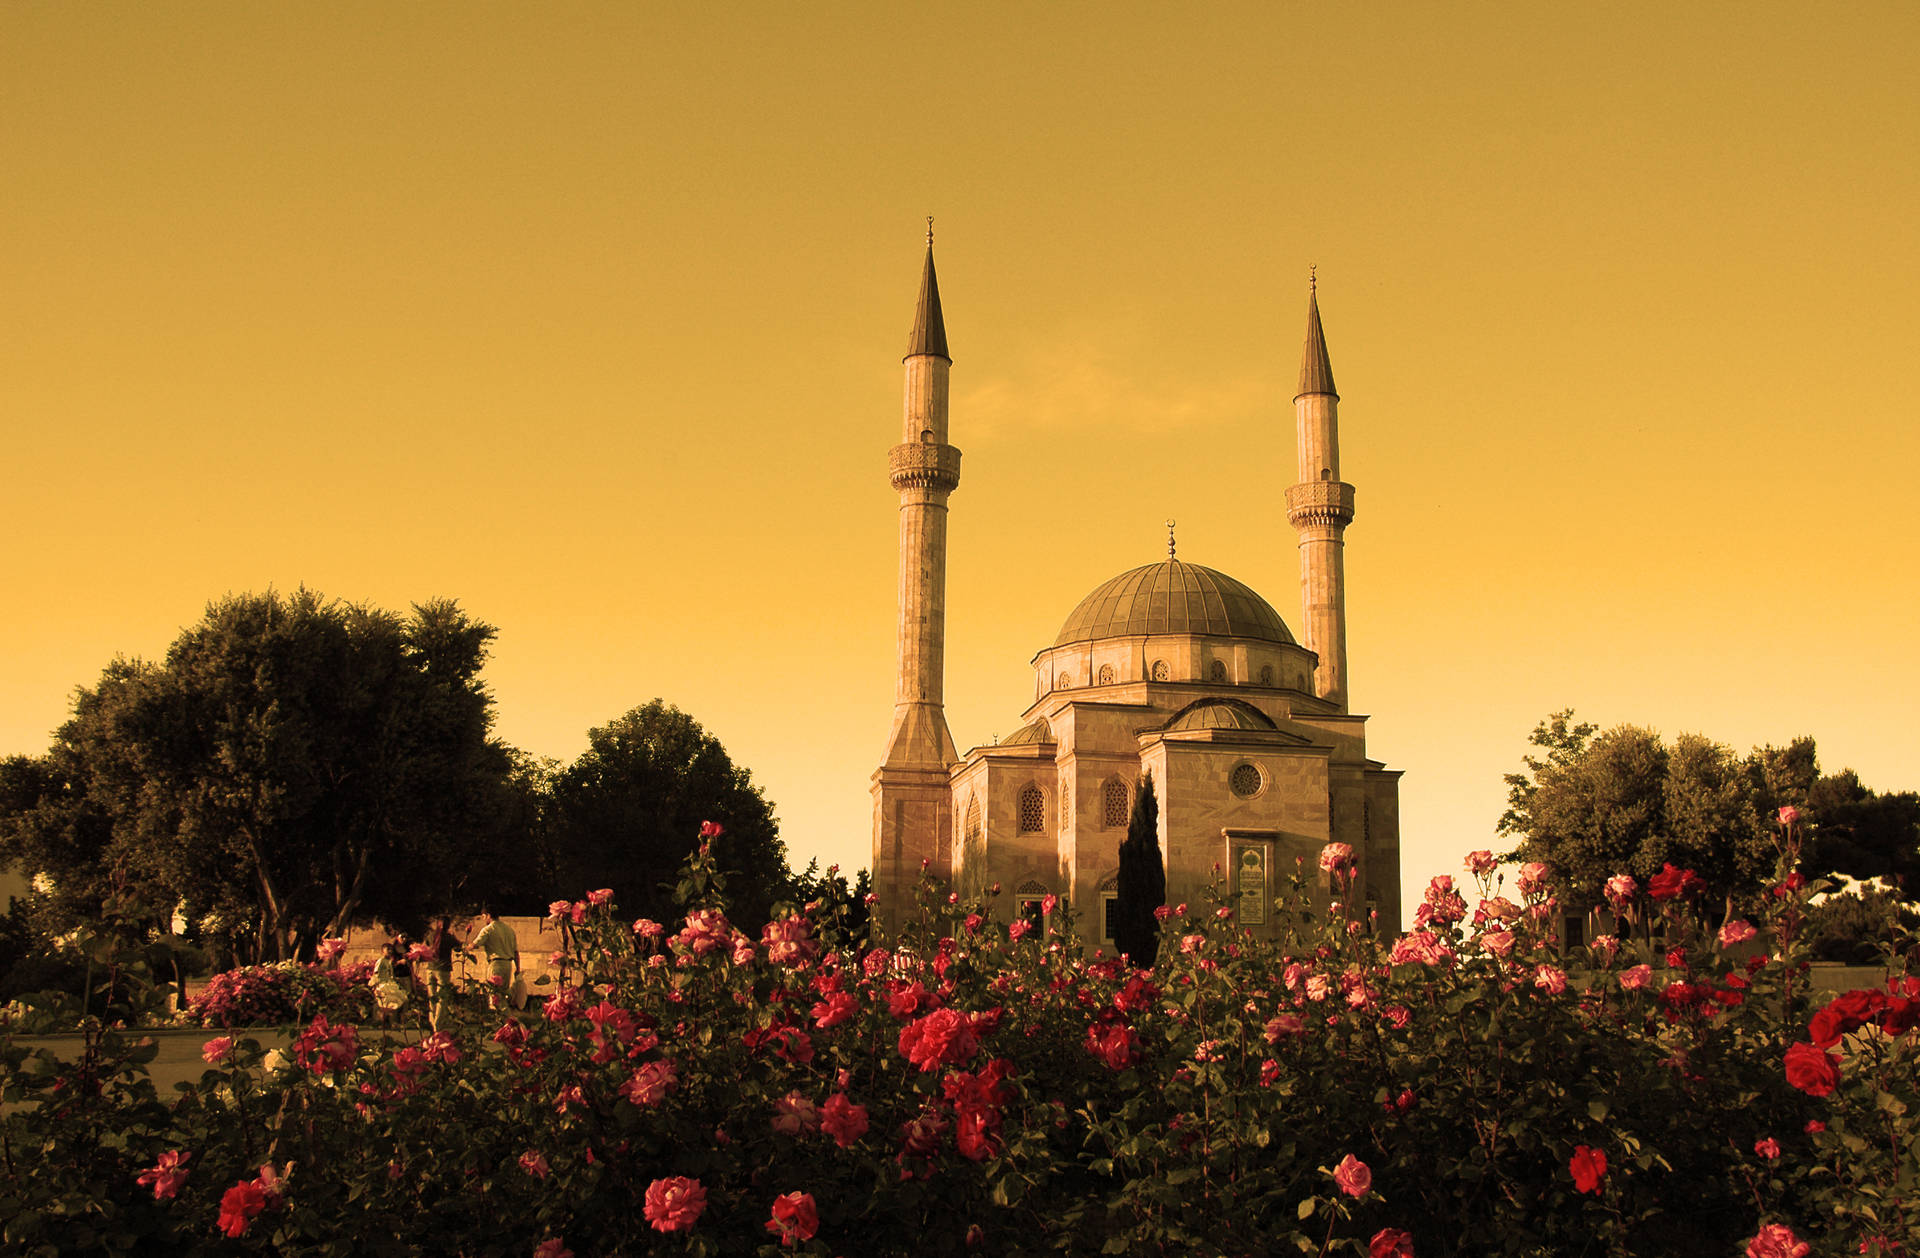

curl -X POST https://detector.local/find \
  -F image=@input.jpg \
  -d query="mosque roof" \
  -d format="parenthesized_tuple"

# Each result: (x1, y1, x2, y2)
(905, 244, 949, 361)
(1052, 559, 1295, 648)
(1000, 718, 1054, 746)
(1164, 700, 1279, 732)
(1296, 282, 1337, 400)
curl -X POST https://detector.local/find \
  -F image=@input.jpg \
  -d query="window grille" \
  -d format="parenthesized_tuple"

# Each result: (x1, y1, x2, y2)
(1231, 764, 1262, 798)
(1210, 659, 1228, 682)
(1104, 778, 1130, 828)
(1151, 659, 1170, 682)
(1097, 663, 1115, 685)
(1018, 784, 1044, 833)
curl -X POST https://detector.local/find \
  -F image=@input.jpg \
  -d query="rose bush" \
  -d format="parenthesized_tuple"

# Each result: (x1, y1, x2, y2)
(2, 821, 1914, 1256)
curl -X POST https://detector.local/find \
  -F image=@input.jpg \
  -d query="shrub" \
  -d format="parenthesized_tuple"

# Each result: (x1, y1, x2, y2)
(185, 960, 376, 1029)
(2, 823, 1914, 1257)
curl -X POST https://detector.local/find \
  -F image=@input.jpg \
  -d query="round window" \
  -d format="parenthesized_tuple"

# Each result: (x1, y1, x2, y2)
(1230, 763, 1263, 799)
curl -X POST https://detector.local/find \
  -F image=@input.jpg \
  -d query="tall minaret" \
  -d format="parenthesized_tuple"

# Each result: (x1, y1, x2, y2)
(872, 226, 962, 932)
(1285, 273, 1356, 710)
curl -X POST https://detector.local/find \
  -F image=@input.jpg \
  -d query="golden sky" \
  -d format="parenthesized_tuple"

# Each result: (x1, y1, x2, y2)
(5, 3, 1917, 915)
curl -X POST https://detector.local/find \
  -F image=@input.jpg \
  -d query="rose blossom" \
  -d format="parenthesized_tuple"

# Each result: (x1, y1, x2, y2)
(1533, 965, 1568, 995)
(820, 1092, 870, 1147)
(770, 1091, 820, 1136)
(1333, 1154, 1372, 1198)
(1465, 849, 1498, 877)
(620, 1059, 678, 1107)
(1746, 1223, 1810, 1258)
(1719, 919, 1759, 946)
(136, 1150, 191, 1201)
(899, 1008, 979, 1072)
(644, 1176, 707, 1233)
(1619, 964, 1653, 991)
(1319, 842, 1355, 875)
(1569, 1145, 1606, 1193)
(1648, 863, 1703, 901)
(519, 1151, 549, 1179)
(1481, 928, 1515, 958)
(1603, 873, 1637, 910)
(1776, 806, 1801, 827)
(1754, 1137, 1780, 1159)
(1263, 1013, 1306, 1042)
(1516, 861, 1550, 896)
(1783, 1042, 1839, 1097)
(1371, 1228, 1415, 1258)
(1086, 1021, 1141, 1070)
(534, 1240, 574, 1258)
(202, 1036, 234, 1065)
(766, 1191, 819, 1247)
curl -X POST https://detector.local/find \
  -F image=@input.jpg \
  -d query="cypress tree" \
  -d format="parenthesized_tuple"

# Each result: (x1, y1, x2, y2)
(1113, 772, 1164, 969)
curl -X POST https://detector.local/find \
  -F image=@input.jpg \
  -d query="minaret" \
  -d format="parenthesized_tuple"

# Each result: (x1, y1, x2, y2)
(1285, 272, 1356, 710)
(872, 226, 962, 933)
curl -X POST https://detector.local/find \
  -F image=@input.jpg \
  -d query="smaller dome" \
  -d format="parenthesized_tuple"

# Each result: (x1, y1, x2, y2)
(1164, 701, 1277, 732)
(1000, 718, 1054, 746)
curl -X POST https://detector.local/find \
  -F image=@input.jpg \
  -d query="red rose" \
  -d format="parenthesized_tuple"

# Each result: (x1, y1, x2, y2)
(1085, 1020, 1140, 1070)
(765, 1192, 819, 1247)
(643, 1176, 707, 1233)
(1333, 1154, 1372, 1198)
(1809, 989, 1888, 1048)
(898, 1008, 978, 1072)
(1569, 1145, 1606, 1194)
(1783, 1042, 1840, 1097)
(820, 1092, 870, 1147)
(216, 1181, 268, 1238)
(1370, 1228, 1415, 1258)
(1647, 863, 1703, 901)
(1745, 1222, 1810, 1258)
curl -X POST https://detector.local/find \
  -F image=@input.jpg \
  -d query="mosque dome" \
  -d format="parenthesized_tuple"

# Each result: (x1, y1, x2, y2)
(1000, 718, 1054, 746)
(1053, 559, 1294, 648)
(1164, 700, 1279, 732)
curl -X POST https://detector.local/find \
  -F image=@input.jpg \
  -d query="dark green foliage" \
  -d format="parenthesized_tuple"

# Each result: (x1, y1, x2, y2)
(1499, 710, 1918, 910)
(0, 590, 525, 965)
(1803, 888, 1920, 964)
(543, 699, 788, 931)
(1112, 772, 1163, 968)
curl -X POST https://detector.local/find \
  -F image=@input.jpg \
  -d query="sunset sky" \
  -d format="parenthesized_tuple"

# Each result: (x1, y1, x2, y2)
(5, 4, 1917, 918)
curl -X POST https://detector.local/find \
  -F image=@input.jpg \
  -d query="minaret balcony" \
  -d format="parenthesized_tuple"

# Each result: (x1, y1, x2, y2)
(1284, 480, 1355, 528)
(889, 442, 962, 492)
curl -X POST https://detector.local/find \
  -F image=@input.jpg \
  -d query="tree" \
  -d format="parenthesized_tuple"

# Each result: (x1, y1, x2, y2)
(1112, 772, 1163, 968)
(1498, 710, 1920, 909)
(543, 700, 788, 930)
(0, 590, 521, 963)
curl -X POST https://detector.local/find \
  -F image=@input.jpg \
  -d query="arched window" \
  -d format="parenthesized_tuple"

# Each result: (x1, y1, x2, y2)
(1056, 672, 1073, 690)
(964, 795, 982, 852)
(1150, 659, 1170, 682)
(1259, 665, 1274, 686)
(1018, 784, 1044, 833)
(1097, 663, 1115, 685)
(1209, 659, 1228, 682)
(1103, 777, 1130, 828)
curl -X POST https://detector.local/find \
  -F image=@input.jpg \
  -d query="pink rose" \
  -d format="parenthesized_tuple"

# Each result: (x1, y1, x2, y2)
(1465, 849, 1497, 877)
(699, 820, 725, 839)
(644, 1176, 707, 1233)
(766, 1191, 819, 1247)
(1333, 1154, 1372, 1198)
(1263, 1013, 1306, 1042)
(586, 888, 613, 906)
(1533, 965, 1568, 995)
(1719, 919, 1759, 946)
(1319, 843, 1355, 875)
(202, 1036, 234, 1065)
(1481, 928, 1515, 958)
(1603, 873, 1637, 909)
(620, 1059, 678, 1107)
(1753, 1137, 1780, 1159)
(1746, 1223, 1810, 1258)
(770, 1091, 820, 1135)
(1776, 806, 1801, 827)
(1620, 964, 1653, 991)
(820, 1092, 870, 1147)
(136, 1150, 191, 1201)
(1516, 862, 1551, 896)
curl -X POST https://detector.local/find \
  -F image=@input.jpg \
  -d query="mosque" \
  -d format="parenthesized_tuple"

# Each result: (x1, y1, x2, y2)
(870, 238, 1402, 944)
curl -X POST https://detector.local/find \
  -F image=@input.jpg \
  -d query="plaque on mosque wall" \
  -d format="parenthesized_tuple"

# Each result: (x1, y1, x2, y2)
(1234, 843, 1268, 925)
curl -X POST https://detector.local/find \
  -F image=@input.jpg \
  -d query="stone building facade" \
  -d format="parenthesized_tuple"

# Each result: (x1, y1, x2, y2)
(871, 240, 1401, 943)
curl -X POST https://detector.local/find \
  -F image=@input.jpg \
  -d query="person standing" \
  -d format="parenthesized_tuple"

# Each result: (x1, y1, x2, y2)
(425, 914, 465, 1031)
(471, 908, 520, 1011)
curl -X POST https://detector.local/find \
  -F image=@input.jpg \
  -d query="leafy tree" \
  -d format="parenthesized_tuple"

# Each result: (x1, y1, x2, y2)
(1112, 772, 1163, 968)
(1498, 712, 1772, 908)
(0, 590, 521, 963)
(1499, 711, 1919, 910)
(544, 700, 788, 930)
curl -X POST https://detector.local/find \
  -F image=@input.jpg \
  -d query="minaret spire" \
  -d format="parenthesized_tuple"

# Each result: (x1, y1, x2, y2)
(1285, 275, 1356, 710)
(873, 229, 964, 934)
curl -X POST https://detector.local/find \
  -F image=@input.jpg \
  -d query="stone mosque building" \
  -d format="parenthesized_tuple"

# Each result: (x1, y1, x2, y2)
(870, 239, 1402, 944)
